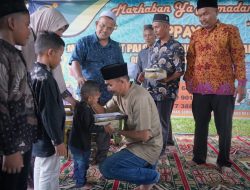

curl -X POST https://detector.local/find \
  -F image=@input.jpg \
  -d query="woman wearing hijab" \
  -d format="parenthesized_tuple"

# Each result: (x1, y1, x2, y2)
(22, 6, 76, 107)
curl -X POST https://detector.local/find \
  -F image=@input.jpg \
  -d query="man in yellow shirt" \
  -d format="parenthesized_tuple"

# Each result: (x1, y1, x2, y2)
(184, 0, 246, 174)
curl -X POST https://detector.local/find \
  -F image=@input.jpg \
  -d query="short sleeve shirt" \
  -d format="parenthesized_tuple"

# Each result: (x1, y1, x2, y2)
(70, 33, 124, 104)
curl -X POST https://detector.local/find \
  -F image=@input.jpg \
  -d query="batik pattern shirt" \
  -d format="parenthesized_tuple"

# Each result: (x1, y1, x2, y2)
(148, 37, 185, 101)
(0, 40, 38, 155)
(70, 33, 124, 104)
(31, 63, 65, 157)
(184, 21, 246, 95)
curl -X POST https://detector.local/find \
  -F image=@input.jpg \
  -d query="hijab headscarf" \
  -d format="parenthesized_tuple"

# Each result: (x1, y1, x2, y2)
(22, 6, 69, 94)
(30, 6, 69, 36)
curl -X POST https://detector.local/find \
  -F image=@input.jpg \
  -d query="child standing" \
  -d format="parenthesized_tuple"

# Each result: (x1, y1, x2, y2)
(0, 1, 39, 190)
(30, 31, 67, 190)
(69, 80, 114, 189)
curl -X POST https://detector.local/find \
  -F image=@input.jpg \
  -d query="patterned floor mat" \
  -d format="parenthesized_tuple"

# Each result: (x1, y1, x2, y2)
(59, 135, 250, 190)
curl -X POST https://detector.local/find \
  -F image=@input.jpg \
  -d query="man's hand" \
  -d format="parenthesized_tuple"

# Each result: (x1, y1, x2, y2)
(76, 76, 86, 87)
(104, 123, 115, 135)
(71, 61, 86, 87)
(64, 96, 78, 109)
(234, 86, 246, 103)
(55, 143, 67, 157)
(2, 152, 23, 174)
(158, 77, 168, 83)
(137, 72, 145, 83)
(119, 129, 152, 142)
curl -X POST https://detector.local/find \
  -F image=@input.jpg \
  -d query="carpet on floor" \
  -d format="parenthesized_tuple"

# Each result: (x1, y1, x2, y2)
(59, 135, 250, 190)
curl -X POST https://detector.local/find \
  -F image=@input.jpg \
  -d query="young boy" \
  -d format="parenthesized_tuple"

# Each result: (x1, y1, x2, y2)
(0, 1, 39, 190)
(30, 31, 67, 190)
(69, 80, 114, 189)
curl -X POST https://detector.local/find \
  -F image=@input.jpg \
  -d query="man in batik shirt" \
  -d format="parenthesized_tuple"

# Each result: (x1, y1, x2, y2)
(148, 14, 185, 155)
(184, 0, 246, 174)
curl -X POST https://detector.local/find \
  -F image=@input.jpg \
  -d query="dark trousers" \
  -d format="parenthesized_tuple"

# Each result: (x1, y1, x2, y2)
(95, 132, 110, 163)
(167, 122, 174, 144)
(167, 102, 175, 145)
(0, 149, 32, 190)
(155, 99, 174, 154)
(95, 100, 111, 164)
(192, 94, 234, 167)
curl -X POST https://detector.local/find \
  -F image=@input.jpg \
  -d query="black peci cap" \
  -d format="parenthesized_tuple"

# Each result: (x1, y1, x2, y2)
(0, 0, 28, 18)
(197, 0, 218, 10)
(101, 63, 128, 80)
(153, 14, 169, 24)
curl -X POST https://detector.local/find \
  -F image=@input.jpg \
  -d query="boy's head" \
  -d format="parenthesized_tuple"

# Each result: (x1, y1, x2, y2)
(35, 31, 65, 69)
(80, 80, 100, 104)
(0, 0, 30, 46)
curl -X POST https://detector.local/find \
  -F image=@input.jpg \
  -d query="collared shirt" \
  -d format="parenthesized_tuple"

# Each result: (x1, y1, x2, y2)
(184, 21, 247, 95)
(148, 37, 185, 101)
(104, 83, 163, 165)
(20, 28, 72, 99)
(0, 39, 38, 155)
(70, 33, 124, 104)
(31, 62, 65, 157)
(136, 46, 153, 88)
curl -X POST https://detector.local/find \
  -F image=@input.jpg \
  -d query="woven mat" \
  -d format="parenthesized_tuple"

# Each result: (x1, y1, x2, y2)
(59, 135, 250, 190)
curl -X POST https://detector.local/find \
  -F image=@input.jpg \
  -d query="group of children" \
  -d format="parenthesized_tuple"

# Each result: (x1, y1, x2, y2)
(0, 1, 114, 190)
(32, 31, 114, 189)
